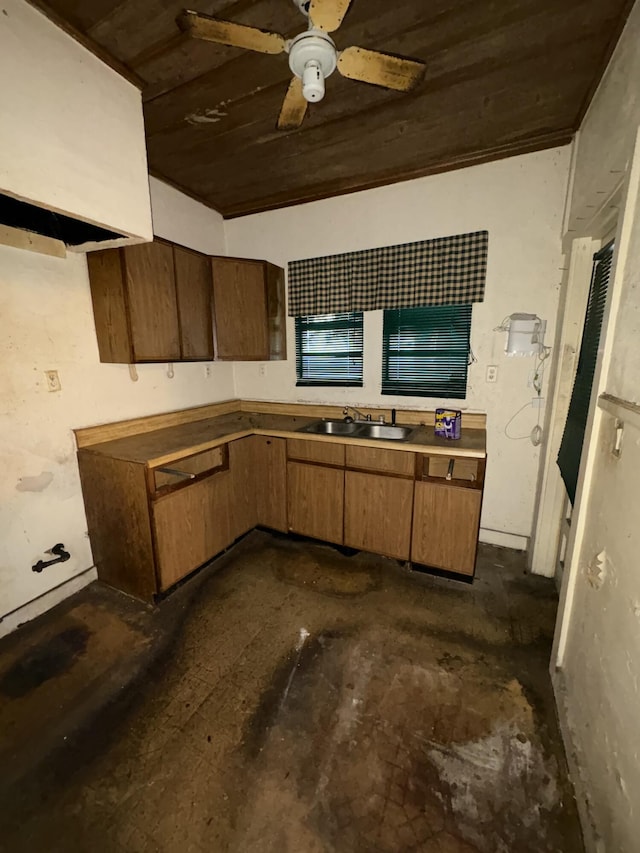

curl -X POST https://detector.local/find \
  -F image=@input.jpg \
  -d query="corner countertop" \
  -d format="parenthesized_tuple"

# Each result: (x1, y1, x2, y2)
(78, 410, 487, 468)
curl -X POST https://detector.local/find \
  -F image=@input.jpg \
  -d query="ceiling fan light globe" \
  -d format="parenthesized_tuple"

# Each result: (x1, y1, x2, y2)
(302, 61, 325, 101)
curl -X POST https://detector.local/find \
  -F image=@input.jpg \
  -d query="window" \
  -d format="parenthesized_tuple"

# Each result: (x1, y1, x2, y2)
(557, 241, 614, 505)
(382, 305, 472, 399)
(295, 312, 363, 386)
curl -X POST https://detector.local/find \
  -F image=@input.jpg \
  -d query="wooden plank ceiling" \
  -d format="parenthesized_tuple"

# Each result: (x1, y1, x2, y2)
(36, 0, 633, 217)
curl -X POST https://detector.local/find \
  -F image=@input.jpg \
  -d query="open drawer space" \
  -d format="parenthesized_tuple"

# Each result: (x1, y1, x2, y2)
(151, 445, 227, 494)
(419, 454, 484, 489)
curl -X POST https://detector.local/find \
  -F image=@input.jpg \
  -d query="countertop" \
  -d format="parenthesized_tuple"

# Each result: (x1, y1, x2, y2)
(79, 410, 487, 468)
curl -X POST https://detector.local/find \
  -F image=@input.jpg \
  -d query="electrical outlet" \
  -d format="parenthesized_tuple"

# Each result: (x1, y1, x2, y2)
(531, 396, 545, 409)
(259, 364, 266, 377)
(45, 370, 61, 392)
(486, 365, 498, 383)
(204, 364, 212, 378)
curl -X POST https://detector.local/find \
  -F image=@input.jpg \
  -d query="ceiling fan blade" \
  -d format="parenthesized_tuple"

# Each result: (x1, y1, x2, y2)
(178, 10, 286, 54)
(337, 46, 425, 92)
(308, 0, 353, 33)
(277, 77, 308, 131)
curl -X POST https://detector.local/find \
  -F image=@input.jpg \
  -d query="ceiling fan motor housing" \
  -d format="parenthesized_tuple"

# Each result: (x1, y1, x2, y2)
(288, 30, 337, 103)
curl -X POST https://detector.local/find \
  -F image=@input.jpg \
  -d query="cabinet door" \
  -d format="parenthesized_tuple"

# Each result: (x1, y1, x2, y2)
(124, 241, 180, 361)
(344, 471, 413, 560)
(253, 436, 287, 531)
(212, 258, 269, 360)
(228, 438, 257, 541)
(265, 262, 287, 360)
(287, 462, 344, 545)
(87, 249, 133, 363)
(411, 481, 482, 576)
(153, 469, 233, 591)
(174, 245, 214, 360)
(78, 452, 157, 601)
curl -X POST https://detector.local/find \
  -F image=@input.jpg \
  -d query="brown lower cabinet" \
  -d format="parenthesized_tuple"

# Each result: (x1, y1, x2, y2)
(78, 435, 288, 601)
(153, 465, 234, 592)
(78, 431, 485, 602)
(77, 452, 157, 601)
(152, 438, 258, 591)
(229, 437, 258, 541)
(344, 471, 414, 560)
(411, 481, 482, 576)
(287, 461, 344, 545)
(252, 435, 288, 532)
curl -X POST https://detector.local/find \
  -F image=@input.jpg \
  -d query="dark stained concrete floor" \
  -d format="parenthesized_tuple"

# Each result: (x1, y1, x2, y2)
(0, 531, 583, 852)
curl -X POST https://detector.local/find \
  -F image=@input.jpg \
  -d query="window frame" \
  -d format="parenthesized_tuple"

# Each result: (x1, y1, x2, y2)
(295, 311, 364, 388)
(381, 304, 472, 399)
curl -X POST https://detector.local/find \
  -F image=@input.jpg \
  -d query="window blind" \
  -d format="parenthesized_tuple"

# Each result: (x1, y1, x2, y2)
(295, 312, 363, 387)
(382, 305, 471, 399)
(557, 242, 614, 504)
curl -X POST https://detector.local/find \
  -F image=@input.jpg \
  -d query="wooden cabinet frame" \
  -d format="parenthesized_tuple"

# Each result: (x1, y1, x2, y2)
(148, 444, 229, 499)
(416, 453, 486, 491)
(211, 256, 287, 361)
(411, 452, 486, 579)
(79, 430, 487, 602)
(88, 241, 286, 364)
(283, 441, 487, 579)
(88, 238, 213, 364)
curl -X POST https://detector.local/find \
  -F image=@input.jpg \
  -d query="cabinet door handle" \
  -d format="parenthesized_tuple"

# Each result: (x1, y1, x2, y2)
(157, 466, 196, 480)
(446, 459, 455, 480)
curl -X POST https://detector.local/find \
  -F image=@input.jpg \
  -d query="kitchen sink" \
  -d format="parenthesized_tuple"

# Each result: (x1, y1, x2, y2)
(298, 419, 416, 442)
(357, 423, 415, 441)
(301, 419, 362, 436)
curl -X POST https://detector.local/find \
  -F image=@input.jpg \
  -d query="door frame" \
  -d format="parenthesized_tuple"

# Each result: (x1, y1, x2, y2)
(550, 128, 640, 670)
(528, 236, 599, 579)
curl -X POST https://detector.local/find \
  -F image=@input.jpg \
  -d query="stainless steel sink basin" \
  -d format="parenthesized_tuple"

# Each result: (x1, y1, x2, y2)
(357, 424, 415, 441)
(301, 419, 361, 436)
(298, 419, 415, 442)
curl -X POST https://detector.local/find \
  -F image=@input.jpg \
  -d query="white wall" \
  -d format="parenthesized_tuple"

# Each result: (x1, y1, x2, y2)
(0, 180, 233, 634)
(149, 178, 225, 255)
(225, 147, 571, 548)
(552, 3, 640, 849)
(0, 0, 152, 244)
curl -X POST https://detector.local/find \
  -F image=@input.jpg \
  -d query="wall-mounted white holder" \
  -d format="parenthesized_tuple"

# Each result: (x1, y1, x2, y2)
(495, 313, 547, 356)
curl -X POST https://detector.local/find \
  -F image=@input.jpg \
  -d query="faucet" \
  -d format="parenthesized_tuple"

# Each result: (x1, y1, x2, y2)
(343, 405, 376, 423)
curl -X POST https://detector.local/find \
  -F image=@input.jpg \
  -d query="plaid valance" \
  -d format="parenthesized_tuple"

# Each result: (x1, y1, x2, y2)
(287, 230, 488, 316)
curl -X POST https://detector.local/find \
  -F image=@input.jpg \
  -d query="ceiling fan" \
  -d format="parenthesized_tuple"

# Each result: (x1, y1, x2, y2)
(178, 0, 426, 131)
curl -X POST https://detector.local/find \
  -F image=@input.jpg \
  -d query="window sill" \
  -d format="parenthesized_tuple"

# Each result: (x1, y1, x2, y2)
(296, 380, 364, 388)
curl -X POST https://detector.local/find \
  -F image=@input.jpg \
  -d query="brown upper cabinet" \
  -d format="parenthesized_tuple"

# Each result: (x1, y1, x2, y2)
(88, 239, 210, 363)
(212, 257, 286, 361)
(173, 245, 215, 361)
(87, 240, 286, 364)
